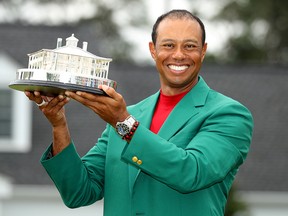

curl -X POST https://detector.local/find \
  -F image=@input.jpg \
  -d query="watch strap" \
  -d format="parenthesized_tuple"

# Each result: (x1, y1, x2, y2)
(116, 115, 139, 141)
(122, 121, 139, 142)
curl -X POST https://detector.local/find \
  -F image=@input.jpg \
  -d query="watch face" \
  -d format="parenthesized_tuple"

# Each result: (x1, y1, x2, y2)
(116, 123, 130, 136)
(116, 116, 136, 137)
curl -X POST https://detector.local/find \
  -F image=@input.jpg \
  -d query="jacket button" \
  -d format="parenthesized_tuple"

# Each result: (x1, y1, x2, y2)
(137, 160, 142, 165)
(132, 156, 138, 163)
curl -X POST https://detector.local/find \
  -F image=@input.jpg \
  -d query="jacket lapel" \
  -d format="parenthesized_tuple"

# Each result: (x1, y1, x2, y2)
(128, 76, 210, 193)
(158, 76, 210, 140)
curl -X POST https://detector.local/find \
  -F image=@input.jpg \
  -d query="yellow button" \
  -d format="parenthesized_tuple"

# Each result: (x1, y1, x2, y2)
(132, 156, 138, 163)
(137, 160, 142, 165)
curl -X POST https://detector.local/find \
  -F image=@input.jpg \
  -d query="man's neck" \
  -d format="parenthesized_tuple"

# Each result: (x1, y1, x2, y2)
(160, 77, 198, 96)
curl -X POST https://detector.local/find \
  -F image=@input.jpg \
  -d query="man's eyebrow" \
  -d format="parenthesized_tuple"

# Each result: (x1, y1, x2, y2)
(160, 39, 174, 43)
(160, 38, 200, 44)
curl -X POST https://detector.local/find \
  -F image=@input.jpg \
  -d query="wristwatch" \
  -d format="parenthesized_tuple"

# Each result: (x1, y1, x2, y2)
(116, 115, 137, 137)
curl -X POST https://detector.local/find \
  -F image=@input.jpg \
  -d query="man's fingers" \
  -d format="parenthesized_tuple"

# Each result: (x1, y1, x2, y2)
(24, 91, 45, 104)
(99, 85, 121, 101)
(45, 95, 69, 109)
(65, 91, 89, 104)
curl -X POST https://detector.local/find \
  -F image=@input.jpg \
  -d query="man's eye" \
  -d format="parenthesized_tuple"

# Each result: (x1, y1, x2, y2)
(163, 44, 174, 48)
(186, 44, 198, 50)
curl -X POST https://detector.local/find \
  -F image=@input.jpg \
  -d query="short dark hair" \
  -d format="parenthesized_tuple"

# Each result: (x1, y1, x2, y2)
(151, 9, 206, 46)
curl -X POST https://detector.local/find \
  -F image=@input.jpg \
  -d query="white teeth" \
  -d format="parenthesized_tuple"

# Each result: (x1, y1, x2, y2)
(168, 65, 188, 71)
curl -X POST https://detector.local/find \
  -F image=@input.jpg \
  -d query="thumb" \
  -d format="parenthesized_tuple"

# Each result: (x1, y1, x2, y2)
(100, 85, 116, 98)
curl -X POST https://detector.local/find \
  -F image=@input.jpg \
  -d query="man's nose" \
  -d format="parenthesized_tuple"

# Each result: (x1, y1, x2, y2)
(172, 47, 185, 60)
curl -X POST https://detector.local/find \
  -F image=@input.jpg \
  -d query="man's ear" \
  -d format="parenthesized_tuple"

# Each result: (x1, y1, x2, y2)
(201, 43, 208, 62)
(149, 42, 156, 61)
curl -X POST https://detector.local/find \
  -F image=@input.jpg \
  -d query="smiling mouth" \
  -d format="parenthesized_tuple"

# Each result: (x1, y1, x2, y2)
(168, 65, 189, 71)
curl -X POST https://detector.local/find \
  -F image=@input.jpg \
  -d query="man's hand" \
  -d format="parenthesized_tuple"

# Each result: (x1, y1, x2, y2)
(24, 91, 70, 128)
(65, 85, 129, 127)
(24, 91, 71, 156)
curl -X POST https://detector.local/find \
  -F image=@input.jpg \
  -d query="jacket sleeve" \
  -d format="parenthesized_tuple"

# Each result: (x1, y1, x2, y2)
(121, 101, 253, 193)
(40, 125, 110, 208)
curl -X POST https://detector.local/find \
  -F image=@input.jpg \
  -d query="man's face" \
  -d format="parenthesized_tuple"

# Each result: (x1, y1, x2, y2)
(149, 18, 207, 94)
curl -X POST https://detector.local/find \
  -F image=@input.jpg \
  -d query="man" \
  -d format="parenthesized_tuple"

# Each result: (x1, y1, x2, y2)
(25, 9, 253, 216)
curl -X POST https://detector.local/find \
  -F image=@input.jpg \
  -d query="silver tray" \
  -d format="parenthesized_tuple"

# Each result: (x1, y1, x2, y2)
(9, 80, 109, 96)
(9, 69, 117, 96)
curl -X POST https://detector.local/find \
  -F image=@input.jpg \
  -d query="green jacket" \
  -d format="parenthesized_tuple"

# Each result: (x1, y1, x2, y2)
(41, 76, 253, 216)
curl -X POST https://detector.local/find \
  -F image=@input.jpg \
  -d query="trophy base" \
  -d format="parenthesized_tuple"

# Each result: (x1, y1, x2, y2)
(9, 80, 107, 96)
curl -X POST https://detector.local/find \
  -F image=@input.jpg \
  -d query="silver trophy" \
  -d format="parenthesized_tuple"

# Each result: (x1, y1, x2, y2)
(9, 34, 117, 96)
